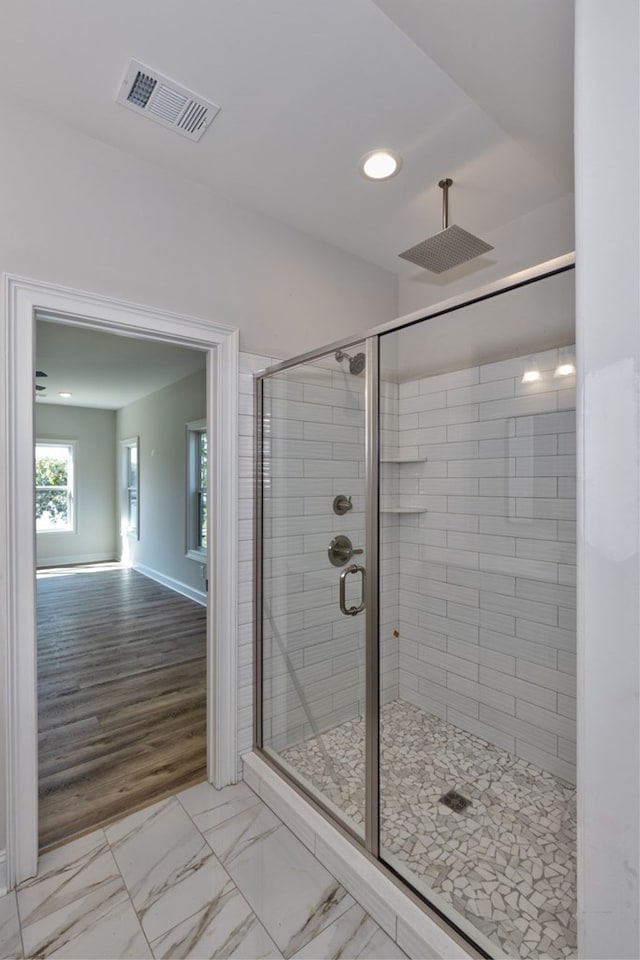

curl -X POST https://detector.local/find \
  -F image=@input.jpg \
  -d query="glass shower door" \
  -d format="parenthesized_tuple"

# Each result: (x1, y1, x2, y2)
(258, 342, 368, 835)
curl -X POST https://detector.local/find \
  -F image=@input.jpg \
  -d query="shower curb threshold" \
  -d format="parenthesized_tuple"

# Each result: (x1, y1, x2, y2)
(242, 751, 476, 960)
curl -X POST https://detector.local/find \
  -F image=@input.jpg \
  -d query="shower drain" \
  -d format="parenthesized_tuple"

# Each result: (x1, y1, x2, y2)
(439, 789, 471, 813)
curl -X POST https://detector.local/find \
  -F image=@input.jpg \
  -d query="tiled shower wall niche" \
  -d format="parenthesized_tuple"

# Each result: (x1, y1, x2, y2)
(389, 346, 576, 783)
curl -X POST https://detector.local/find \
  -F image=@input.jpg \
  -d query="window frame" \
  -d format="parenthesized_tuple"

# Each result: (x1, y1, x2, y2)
(34, 439, 77, 535)
(186, 418, 207, 562)
(120, 436, 140, 539)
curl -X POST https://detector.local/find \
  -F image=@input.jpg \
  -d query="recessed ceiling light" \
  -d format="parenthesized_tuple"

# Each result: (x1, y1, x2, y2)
(359, 150, 402, 181)
(521, 370, 541, 384)
(554, 363, 576, 377)
(59, 391, 72, 398)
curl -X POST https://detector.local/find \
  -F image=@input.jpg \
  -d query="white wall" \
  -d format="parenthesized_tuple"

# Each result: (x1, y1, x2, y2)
(35, 405, 117, 565)
(116, 369, 206, 599)
(0, 96, 397, 360)
(394, 268, 575, 382)
(384, 348, 576, 783)
(575, 2, 640, 957)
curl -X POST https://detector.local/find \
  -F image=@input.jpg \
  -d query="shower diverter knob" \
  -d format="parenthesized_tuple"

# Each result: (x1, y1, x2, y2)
(333, 495, 353, 516)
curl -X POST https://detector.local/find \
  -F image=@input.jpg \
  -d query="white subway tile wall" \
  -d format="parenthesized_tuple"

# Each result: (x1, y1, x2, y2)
(261, 355, 366, 769)
(383, 346, 576, 783)
(240, 351, 401, 790)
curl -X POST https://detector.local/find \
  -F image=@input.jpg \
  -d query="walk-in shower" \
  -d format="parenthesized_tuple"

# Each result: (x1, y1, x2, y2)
(254, 256, 577, 959)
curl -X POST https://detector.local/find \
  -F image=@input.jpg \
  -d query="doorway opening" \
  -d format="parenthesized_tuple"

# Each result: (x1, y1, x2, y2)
(2, 275, 239, 887)
(35, 319, 211, 848)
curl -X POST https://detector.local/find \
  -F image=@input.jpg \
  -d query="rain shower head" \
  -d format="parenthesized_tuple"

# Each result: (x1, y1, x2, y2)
(335, 349, 366, 375)
(399, 178, 493, 274)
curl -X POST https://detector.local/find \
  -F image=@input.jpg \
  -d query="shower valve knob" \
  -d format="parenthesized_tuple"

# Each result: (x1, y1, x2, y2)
(333, 495, 353, 516)
(328, 534, 363, 567)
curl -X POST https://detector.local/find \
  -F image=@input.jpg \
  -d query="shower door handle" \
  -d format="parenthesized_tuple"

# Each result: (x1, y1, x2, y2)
(339, 564, 365, 617)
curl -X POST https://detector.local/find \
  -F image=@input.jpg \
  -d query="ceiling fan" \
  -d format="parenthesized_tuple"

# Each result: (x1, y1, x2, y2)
(35, 370, 48, 395)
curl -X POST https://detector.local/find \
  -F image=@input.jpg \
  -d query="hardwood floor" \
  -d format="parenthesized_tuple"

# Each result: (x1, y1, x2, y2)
(37, 565, 207, 849)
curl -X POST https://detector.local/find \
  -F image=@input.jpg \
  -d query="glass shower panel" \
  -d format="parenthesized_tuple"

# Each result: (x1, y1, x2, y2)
(378, 271, 577, 959)
(260, 344, 368, 834)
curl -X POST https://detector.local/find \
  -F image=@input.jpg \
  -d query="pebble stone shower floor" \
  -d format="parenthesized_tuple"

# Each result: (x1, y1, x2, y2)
(281, 699, 576, 960)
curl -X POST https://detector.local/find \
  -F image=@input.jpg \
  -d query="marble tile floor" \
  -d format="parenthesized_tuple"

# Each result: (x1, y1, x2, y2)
(0, 781, 407, 960)
(281, 699, 577, 960)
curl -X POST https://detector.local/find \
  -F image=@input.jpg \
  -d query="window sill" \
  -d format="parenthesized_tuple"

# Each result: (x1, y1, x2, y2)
(36, 528, 76, 535)
(186, 549, 207, 564)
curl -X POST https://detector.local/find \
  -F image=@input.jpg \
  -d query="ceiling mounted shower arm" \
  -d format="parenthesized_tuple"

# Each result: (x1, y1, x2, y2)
(398, 175, 493, 274)
(439, 177, 453, 230)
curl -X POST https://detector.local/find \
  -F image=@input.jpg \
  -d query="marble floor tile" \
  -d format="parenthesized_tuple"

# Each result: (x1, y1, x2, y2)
(151, 880, 282, 959)
(205, 802, 354, 958)
(105, 796, 229, 943)
(291, 904, 408, 960)
(3, 775, 506, 960)
(0, 893, 22, 960)
(20, 879, 150, 959)
(178, 780, 261, 834)
(202, 799, 282, 866)
(17, 829, 118, 929)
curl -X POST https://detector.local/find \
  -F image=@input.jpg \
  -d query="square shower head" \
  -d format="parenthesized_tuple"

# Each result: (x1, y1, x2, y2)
(399, 224, 494, 274)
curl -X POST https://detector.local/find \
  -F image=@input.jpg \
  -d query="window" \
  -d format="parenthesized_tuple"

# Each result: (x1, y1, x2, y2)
(35, 441, 75, 533)
(120, 437, 139, 538)
(186, 419, 207, 559)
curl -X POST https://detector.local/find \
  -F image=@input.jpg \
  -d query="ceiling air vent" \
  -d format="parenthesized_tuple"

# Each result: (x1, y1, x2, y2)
(116, 59, 220, 142)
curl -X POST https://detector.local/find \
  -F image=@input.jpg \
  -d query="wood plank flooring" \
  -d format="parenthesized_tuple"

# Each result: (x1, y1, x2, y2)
(37, 565, 207, 849)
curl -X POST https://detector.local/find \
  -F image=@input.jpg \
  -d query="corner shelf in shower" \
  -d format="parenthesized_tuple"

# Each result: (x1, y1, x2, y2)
(380, 456, 428, 463)
(380, 506, 428, 514)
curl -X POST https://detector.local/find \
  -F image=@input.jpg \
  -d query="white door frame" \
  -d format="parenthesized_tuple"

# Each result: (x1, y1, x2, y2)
(0, 275, 239, 887)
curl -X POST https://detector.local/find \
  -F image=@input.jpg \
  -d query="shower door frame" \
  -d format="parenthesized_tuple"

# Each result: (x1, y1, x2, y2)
(253, 251, 576, 953)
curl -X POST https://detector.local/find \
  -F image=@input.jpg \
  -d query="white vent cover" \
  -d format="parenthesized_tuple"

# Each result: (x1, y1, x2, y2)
(116, 59, 220, 142)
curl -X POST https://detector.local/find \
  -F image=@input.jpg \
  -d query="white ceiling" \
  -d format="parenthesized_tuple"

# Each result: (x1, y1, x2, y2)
(0, 0, 574, 279)
(36, 319, 206, 409)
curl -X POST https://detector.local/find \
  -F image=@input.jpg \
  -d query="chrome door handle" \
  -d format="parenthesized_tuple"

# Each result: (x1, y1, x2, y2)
(339, 563, 365, 616)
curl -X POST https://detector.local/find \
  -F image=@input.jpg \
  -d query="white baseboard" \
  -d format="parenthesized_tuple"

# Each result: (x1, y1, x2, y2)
(36, 551, 118, 568)
(133, 563, 207, 607)
(0, 849, 7, 896)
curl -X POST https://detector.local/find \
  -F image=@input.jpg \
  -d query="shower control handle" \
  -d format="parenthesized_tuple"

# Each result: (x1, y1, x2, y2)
(328, 534, 363, 567)
(339, 564, 365, 617)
